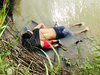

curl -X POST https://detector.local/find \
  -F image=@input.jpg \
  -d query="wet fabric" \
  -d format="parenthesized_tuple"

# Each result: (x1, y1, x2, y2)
(29, 28, 41, 48)
(43, 40, 55, 49)
(53, 26, 72, 39)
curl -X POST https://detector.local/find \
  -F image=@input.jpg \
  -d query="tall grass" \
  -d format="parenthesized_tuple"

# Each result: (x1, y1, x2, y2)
(25, 60, 33, 75)
(44, 63, 49, 75)
(40, 30, 61, 74)
(0, 56, 5, 74)
(40, 49, 53, 75)
(0, 0, 10, 74)
(0, 0, 8, 36)
(2, 0, 100, 75)
(74, 38, 100, 75)
(32, 45, 59, 75)
(28, 30, 61, 74)
(1, 0, 61, 75)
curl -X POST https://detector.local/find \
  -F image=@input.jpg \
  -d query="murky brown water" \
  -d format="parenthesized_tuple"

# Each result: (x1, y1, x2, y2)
(13, 0, 100, 62)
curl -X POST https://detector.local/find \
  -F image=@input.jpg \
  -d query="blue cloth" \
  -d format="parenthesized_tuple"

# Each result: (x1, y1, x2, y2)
(53, 26, 72, 39)
(24, 27, 28, 31)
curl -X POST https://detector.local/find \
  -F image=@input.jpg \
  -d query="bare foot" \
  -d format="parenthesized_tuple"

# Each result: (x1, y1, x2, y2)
(83, 27, 89, 33)
(70, 23, 84, 27)
(58, 40, 63, 46)
(78, 22, 85, 26)
(77, 23, 83, 26)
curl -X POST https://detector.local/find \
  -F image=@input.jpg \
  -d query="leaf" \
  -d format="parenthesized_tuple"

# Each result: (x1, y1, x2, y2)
(1, 25, 8, 29)
(77, 46, 81, 55)
(0, 0, 7, 28)
(40, 30, 61, 73)
(95, 56, 100, 58)
(0, 26, 6, 37)
(11, 36, 20, 46)
(25, 60, 33, 75)
(92, 49, 100, 52)
(5, 63, 14, 69)
(40, 49, 53, 75)
(0, 52, 10, 56)
(90, 44, 100, 49)
(0, 56, 5, 74)
(44, 63, 48, 75)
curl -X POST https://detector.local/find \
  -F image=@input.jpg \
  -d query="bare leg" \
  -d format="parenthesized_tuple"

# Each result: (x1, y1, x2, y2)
(54, 43, 67, 51)
(52, 40, 58, 43)
(69, 23, 84, 27)
(53, 44, 59, 48)
(52, 40, 63, 45)
(73, 27, 89, 35)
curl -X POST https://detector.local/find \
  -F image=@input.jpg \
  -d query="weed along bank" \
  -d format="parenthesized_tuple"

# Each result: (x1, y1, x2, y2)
(0, 0, 100, 75)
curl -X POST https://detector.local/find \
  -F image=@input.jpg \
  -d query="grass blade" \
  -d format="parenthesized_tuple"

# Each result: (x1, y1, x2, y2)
(11, 36, 20, 45)
(40, 49, 53, 75)
(0, 56, 5, 74)
(44, 63, 49, 75)
(0, 25, 7, 37)
(25, 60, 33, 75)
(40, 30, 60, 73)
(0, 0, 7, 28)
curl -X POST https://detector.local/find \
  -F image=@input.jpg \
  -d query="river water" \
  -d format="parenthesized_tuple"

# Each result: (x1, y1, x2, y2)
(13, 0, 100, 63)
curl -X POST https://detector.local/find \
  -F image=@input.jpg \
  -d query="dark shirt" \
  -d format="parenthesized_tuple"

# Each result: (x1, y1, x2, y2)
(29, 28, 41, 49)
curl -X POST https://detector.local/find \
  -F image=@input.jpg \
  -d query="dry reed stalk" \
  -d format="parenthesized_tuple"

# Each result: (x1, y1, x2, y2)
(0, 16, 72, 75)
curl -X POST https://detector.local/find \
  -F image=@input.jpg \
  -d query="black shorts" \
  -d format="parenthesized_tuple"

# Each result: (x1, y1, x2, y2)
(53, 26, 72, 39)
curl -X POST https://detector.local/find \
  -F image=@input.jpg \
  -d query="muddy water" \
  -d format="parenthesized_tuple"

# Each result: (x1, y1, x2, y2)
(13, 0, 100, 62)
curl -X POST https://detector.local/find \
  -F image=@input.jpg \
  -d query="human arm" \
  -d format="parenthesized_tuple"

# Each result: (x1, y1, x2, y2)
(33, 23, 46, 30)
(26, 23, 46, 35)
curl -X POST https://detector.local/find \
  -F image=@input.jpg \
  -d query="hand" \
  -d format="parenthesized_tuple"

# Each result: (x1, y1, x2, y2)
(33, 23, 47, 30)
(41, 24, 46, 28)
(27, 30, 33, 34)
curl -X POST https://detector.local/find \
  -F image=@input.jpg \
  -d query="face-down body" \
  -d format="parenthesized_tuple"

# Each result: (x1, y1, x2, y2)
(22, 23, 89, 50)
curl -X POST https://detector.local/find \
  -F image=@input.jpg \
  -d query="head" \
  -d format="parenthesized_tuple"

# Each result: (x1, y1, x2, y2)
(22, 32, 32, 40)
(21, 32, 32, 47)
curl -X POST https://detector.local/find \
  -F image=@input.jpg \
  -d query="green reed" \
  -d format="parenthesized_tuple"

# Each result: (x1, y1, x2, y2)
(0, 0, 8, 36)
(0, 0, 21, 74)
(19, 21, 61, 74)
(40, 49, 53, 75)
(40, 30, 61, 74)
(0, 0, 10, 74)
(0, 0, 59, 74)
(25, 60, 33, 75)
(74, 38, 100, 75)
(44, 63, 49, 75)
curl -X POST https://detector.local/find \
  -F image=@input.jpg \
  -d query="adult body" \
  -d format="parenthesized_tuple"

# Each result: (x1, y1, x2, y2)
(27, 23, 89, 41)
(22, 23, 89, 50)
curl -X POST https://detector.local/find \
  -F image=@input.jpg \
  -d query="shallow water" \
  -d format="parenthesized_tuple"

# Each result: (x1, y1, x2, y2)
(13, 0, 100, 63)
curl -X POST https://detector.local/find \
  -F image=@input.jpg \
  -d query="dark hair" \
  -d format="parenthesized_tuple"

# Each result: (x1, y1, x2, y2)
(22, 32, 37, 52)
(22, 33, 32, 40)
(21, 33, 32, 47)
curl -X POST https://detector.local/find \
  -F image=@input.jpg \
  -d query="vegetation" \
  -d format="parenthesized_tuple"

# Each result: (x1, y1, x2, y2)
(0, 0, 70, 75)
(0, 0, 10, 74)
(0, 0, 100, 75)
(74, 38, 100, 75)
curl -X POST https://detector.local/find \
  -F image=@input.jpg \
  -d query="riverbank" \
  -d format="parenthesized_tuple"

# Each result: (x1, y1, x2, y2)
(0, 17, 73, 74)
(1, 0, 100, 75)
(0, 1, 73, 74)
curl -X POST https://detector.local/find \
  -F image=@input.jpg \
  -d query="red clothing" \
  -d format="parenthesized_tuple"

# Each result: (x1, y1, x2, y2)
(43, 40, 55, 49)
